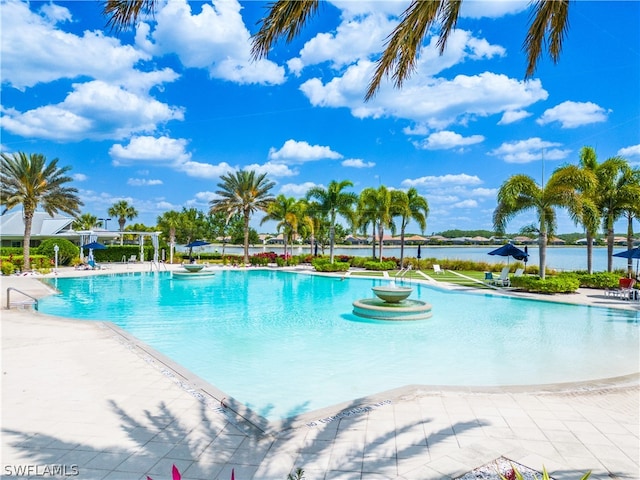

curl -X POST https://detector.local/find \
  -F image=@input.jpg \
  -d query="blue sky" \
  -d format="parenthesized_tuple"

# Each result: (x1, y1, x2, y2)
(2, 0, 639, 234)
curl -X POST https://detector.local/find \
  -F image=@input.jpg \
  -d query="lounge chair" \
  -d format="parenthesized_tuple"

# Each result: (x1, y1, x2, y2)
(87, 259, 101, 270)
(618, 278, 637, 300)
(433, 264, 443, 275)
(492, 267, 511, 287)
(484, 272, 494, 282)
(513, 268, 524, 278)
(128, 255, 137, 263)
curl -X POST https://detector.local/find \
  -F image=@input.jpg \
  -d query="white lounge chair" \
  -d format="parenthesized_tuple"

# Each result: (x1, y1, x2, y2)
(513, 268, 524, 278)
(433, 264, 444, 275)
(493, 266, 511, 287)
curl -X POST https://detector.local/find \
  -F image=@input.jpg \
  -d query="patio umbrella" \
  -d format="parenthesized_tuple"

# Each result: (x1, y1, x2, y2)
(82, 241, 107, 250)
(488, 243, 529, 264)
(613, 246, 640, 274)
(185, 240, 210, 261)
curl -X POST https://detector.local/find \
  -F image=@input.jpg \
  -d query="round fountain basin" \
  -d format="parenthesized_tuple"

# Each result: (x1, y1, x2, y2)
(352, 298, 432, 321)
(182, 264, 205, 272)
(371, 286, 413, 303)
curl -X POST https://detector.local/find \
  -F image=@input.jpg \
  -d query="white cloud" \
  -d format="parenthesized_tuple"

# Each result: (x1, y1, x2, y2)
(279, 182, 321, 197)
(498, 110, 532, 125)
(301, 61, 547, 129)
(414, 130, 484, 150)
(402, 173, 483, 188)
(110, 135, 234, 179)
(287, 13, 396, 75)
(537, 101, 609, 128)
(3, 81, 183, 141)
(72, 173, 88, 182)
(471, 187, 498, 197)
(460, 0, 529, 19)
(489, 137, 571, 163)
(110, 136, 191, 166)
(617, 144, 640, 158)
(244, 161, 298, 177)
(342, 158, 375, 168)
(127, 178, 164, 186)
(453, 199, 478, 208)
(268, 139, 343, 163)
(138, 0, 285, 85)
(0, 0, 175, 91)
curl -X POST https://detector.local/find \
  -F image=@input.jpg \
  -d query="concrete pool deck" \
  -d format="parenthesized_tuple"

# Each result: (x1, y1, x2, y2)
(1, 264, 638, 479)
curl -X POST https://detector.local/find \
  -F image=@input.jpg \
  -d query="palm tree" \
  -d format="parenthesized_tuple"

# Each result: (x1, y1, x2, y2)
(306, 180, 357, 263)
(104, 1, 571, 98)
(108, 200, 138, 246)
(73, 213, 101, 231)
(358, 186, 397, 261)
(599, 163, 640, 272)
(210, 170, 275, 264)
(261, 195, 301, 258)
(157, 210, 181, 264)
(393, 188, 429, 267)
(493, 167, 594, 279)
(0, 152, 82, 271)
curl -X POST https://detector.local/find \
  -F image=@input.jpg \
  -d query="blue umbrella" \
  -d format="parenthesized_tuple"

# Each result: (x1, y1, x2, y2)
(613, 247, 640, 273)
(82, 241, 107, 250)
(185, 240, 210, 248)
(488, 243, 529, 263)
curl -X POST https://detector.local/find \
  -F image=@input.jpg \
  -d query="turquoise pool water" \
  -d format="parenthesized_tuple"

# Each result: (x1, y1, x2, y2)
(40, 270, 639, 421)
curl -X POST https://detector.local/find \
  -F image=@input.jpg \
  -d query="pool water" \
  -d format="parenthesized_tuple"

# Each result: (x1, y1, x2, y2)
(40, 270, 640, 421)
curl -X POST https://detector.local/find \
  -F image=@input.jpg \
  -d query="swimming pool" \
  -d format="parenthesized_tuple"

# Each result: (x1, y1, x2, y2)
(40, 270, 639, 421)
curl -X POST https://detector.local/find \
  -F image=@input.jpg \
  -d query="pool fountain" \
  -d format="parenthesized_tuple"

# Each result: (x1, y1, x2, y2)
(352, 283, 432, 321)
(172, 263, 216, 279)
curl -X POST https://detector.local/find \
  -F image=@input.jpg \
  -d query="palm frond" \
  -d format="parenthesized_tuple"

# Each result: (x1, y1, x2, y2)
(102, 0, 156, 32)
(524, 0, 570, 78)
(251, 0, 320, 61)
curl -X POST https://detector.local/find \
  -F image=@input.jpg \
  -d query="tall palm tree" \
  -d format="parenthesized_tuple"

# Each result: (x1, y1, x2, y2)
(210, 170, 275, 264)
(394, 187, 429, 267)
(73, 213, 101, 231)
(493, 167, 594, 279)
(358, 186, 396, 261)
(599, 163, 640, 272)
(261, 195, 301, 258)
(306, 180, 357, 263)
(157, 209, 181, 264)
(104, 1, 571, 98)
(0, 152, 82, 271)
(108, 200, 138, 246)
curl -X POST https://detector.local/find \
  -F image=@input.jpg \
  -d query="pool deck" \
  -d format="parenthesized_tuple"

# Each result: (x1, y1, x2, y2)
(1, 264, 638, 480)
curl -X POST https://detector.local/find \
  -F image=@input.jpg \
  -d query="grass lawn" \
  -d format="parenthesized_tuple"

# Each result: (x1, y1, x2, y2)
(427, 269, 495, 289)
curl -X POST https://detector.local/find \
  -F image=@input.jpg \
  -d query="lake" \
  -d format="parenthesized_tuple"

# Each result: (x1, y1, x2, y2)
(184, 244, 635, 272)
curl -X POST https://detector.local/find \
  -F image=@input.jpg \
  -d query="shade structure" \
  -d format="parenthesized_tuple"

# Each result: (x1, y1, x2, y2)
(82, 241, 107, 250)
(613, 246, 640, 273)
(488, 243, 529, 263)
(185, 240, 210, 248)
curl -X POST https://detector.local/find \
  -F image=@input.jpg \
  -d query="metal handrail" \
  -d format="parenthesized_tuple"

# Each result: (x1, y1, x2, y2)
(6, 287, 39, 311)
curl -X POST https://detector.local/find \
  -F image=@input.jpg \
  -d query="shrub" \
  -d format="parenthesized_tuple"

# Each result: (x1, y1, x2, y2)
(312, 258, 350, 272)
(37, 238, 78, 266)
(575, 271, 621, 289)
(364, 260, 397, 271)
(510, 275, 580, 293)
(1, 260, 15, 275)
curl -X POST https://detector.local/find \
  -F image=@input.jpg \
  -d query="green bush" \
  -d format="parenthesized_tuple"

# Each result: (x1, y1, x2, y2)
(510, 275, 580, 293)
(364, 260, 397, 271)
(312, 259, 350, 272)
(37, 238, 78, 266)
(574, 271, 621, 289)
(1, 261, 15, 275)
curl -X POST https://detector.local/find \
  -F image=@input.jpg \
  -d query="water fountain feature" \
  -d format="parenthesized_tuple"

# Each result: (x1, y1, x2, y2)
(352, 283, 432, 321)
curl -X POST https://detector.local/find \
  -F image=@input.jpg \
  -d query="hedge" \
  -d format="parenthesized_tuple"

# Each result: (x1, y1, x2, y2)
(312, 259, 350, 272)
(364, 260, 397, 271)
(510, 275, 580, 293)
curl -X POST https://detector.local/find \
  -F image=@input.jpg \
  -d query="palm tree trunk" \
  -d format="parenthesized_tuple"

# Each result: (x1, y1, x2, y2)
(22, 213, 33, 271)
(538, 216, 547, 279)
(329, 225, 335, 263)
(371, 224, 376, 259)
(399, 226, 406, 267)
(243, 212, 250, 264)
(585, 231, 593, 275)
(607, 219, 615, 272)
(378, 224, 384, 260)
(627, 213, 634, 276)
